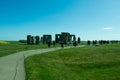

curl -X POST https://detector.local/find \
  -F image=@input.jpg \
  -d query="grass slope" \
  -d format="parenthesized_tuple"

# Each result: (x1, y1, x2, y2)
(0, 41, 52, 57)
(0, 41, 85, 57)
(25, 44, 120, 80)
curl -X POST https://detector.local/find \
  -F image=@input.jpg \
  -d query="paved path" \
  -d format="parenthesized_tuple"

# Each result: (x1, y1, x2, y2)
(0, 45, 85, 80)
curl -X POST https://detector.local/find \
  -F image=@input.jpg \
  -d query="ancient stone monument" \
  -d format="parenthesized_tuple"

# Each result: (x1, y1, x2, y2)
(42, 35, 52, 44)
(55, 32, 76, 44)
(27, 35, 40, 45)
(27, 32, 79, 45)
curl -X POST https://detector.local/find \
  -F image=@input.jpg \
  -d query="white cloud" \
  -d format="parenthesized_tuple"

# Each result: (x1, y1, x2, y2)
(103, 27, 113, 30)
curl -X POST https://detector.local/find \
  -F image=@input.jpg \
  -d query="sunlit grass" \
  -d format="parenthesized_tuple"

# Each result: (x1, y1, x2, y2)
(25, 44, 120, 80)
(0, 41, 10, 44)
(0, 41, 58, 57)
(0, 41, 85, 57)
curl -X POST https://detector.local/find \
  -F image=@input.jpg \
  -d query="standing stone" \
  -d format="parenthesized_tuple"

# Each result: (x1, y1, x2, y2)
(92, 40, 95, 45)
(47, 41, 51, 48)
(60, 41, 64, 48)
(73, 35, 76, 42)
(27, 35, 31, 45)
(77, 37, 81, 44)
(31, 36, 35, 45)
(43, 35, 52, 44)
(55, 34, 59, 43)
(35, 36, 40, 45)
(61, 32, 70, 44)
(87, 40, 91, 45)
(41, 37, 43, 44)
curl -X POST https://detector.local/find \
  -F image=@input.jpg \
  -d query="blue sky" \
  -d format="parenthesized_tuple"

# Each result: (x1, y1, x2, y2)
(0, 0, 120, 41)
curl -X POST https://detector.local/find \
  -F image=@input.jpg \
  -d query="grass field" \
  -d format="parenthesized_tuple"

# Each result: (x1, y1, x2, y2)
(0, 41, 85, 57)
(0, 41, 61, 57)
(25, 44, 120, 80)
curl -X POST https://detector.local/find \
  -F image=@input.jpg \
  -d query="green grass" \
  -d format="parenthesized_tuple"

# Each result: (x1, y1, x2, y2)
(0, 41, 61, 57)
(0, 41, 85, 57)
(25, 44, 120, 80)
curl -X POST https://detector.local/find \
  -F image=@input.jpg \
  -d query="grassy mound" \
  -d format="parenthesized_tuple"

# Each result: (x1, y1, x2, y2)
(25, 44, 120, 80)
(0, 41, 10, 44)
(0, 41, 49, 57)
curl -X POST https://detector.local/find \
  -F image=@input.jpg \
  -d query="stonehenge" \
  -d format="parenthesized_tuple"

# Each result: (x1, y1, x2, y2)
(26, 32, 79, 45)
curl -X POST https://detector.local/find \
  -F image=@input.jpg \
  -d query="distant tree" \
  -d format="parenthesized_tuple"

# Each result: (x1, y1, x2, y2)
(19, 40, 27, 43)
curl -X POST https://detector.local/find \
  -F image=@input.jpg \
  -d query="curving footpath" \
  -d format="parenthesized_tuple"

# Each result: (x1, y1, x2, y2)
(0, 45, 85, 80)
